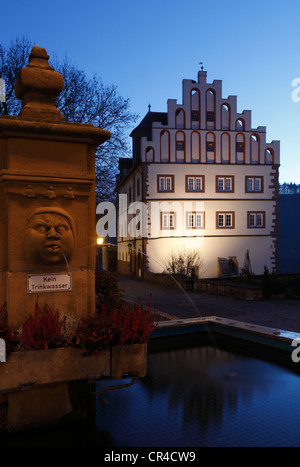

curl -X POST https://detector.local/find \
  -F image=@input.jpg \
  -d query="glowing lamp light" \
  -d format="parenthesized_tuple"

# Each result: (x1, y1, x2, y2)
(97, 237, 103, 245)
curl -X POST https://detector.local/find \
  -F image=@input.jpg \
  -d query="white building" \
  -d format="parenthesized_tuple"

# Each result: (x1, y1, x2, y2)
(116, 68, 280, 279)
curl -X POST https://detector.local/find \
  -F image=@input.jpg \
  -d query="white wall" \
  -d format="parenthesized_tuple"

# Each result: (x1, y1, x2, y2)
(147, 235, 274, 278)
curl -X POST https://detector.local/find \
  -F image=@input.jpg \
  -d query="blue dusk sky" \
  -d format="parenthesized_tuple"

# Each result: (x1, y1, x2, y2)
(1, 0, 300, 184)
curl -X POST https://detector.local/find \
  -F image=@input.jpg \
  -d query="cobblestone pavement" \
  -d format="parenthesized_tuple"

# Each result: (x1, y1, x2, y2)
(117, 275, 300, 334)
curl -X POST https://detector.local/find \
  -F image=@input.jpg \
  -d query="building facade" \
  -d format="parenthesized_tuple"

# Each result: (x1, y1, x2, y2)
(116, 69, 280, 279)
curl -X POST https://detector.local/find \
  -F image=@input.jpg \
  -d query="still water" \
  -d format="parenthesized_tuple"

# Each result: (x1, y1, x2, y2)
(96, 344, 300, 447)
(1, 343, 300, 447)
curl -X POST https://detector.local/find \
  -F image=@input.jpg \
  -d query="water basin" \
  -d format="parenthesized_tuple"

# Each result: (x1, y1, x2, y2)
(95, 320, 300, 447)
(1, 318, 300, 447)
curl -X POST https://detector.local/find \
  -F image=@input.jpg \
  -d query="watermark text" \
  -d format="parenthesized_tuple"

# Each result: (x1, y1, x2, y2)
(0, 338, 6, 362)
(96, 196, 205, 240)
(0, 78, 5, 103)
(291, 339, 300, 362)
(291, 78, 300, 102)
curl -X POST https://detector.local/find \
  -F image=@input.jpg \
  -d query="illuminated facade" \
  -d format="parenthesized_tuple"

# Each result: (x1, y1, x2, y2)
(116, 69, 280, 278)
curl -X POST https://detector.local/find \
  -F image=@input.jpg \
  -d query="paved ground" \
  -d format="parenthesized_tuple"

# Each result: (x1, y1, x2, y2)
(117, 275, 300, 334)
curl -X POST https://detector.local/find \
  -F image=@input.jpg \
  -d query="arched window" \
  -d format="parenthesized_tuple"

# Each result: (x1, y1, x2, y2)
(221, 132, 230, 163)
(221, 104, 230, 130)
(206, 132, 215, 163)
(191, 89, 200, 128)
(191, 131, 201, 163)
(265, 148, 274, 164)
(236, 119, 245, 131)
(206, 89, 215, 129)
(160, 130, 170, 162)
(236, 133, 245, 164)
(145, 146, 154, 162)
(175, 109, 185, 129)
(176, 131, 185, 162)
(250, 134, 260, 164)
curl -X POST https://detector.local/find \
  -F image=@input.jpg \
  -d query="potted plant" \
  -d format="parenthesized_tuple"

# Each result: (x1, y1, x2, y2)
(0, 297, 157, 392)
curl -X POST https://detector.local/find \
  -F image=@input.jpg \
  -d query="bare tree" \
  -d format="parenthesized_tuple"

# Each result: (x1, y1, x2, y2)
(0, 36, 32, 116)
(0, 36, 138, 202)
(164, 248, 205, 278)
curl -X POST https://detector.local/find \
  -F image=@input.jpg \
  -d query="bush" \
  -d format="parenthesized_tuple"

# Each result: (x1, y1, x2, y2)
(114, 299, 157, 345)
(96, 271, 124, 307)
(0, 303, 18, 354)
(164, 248, 205, 278)
(261, 266, 278, 298)
(75, 299, 157, 356)
(21, 300, 68, 350)
(3, 294, 157, 355)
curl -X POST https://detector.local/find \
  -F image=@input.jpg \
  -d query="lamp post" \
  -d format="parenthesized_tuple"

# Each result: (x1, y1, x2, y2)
(97, 237, 104, 272)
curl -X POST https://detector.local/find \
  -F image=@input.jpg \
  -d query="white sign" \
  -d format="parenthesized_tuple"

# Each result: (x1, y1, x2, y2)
(27, 274, 72, 294)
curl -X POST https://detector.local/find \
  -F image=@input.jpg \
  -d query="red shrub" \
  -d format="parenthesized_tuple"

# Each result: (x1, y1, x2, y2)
(0, 303, 18, 353)
(111, 299, 158, 345)
(75, 298, 157, 356)
(21, 300, 67, 350)
(74, 305, 119, 356)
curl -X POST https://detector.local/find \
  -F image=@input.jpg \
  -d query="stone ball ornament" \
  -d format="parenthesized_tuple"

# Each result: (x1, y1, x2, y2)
(24, 207, 76, 265)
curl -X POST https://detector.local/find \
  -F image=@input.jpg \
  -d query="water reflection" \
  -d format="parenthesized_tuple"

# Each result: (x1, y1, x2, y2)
(96, 346, 300, 447)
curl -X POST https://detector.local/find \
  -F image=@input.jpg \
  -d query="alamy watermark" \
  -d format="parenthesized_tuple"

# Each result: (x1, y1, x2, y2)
(0, 78, 6, 103)
(96, 195, 205, 240)
(291, 78, 300, 102)
(291, 339, 300, 363)
(0, 338, 6, 363)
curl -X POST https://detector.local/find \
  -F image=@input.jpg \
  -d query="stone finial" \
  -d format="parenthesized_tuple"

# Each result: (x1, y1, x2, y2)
(14, 46, 64, 122)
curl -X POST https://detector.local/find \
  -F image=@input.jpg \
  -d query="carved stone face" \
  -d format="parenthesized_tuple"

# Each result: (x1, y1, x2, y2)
(24, 209, 75, 265)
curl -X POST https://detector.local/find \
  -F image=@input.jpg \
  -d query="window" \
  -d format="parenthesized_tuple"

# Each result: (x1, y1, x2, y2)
(217, 212, 234, 228)
(265, 148, 274, 164)
(206, 133, 215, 162)
(145, 147, 154, 162)
(187, 212, 204, 229)
(246, 176, 263, 193)
(206, 111, 214, 122)
(161, 212, 175, 229)
(186, 175, 204, 192)
(236, 119, 245, 131)
(176, 141, 184, 151)
(191, 111, 199, 121)
(206, 142, 214, 152)
(236, 142, 244, 153)
(248, 212, 265, 228)
(175, 109, 185, 129)
(157, 175, 174, 192)
(216, 176, 234, 192)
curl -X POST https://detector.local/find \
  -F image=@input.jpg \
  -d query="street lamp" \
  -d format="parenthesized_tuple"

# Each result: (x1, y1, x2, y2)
(97, 237, 104, 271)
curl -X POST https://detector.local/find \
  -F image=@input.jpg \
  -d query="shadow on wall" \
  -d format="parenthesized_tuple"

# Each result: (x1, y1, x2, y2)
(278, 194, 300, 273)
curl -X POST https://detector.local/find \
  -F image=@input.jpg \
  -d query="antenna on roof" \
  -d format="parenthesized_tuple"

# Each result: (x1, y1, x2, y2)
(148, 103, 151, 112)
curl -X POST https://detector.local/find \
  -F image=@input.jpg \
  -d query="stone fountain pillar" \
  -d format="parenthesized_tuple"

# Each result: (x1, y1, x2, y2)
(0, 46, 110, 330)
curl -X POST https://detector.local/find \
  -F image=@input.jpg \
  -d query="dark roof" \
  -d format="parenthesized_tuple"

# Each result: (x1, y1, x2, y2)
(130, 111, 168, 139)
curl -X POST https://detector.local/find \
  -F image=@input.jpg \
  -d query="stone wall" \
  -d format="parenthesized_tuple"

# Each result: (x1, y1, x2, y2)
(193, 279, 263, 301)
(144, 271, 264, 300)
